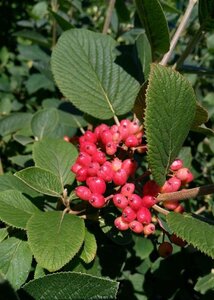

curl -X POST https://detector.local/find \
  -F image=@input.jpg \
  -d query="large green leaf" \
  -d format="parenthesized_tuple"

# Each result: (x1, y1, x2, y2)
(51, 29, 140, 120)
(0, 228, 8, 243)
(135, 0, 170, 55)
(0, 113, 32, 137)
(15, 167, 63, 197)
(21, 272, 119, 299)
(80, 228, 97, 264)
(166, 213, 214, 259)
(0, 190, 39, 229)
(199, 0, 214, 31)
(27, 211, 85, 272)
(136, 33, 152, 80)
(0, 237, 32, 290)
(31, 108, 59, 140)
(33, 138, 78, 186)
(144, 64, 196, 185)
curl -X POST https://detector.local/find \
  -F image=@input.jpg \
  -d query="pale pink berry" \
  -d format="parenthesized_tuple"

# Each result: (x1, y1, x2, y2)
(63, 135, 70, 142)
(76, 167, 88, 182)
(89, 193, 105, 208)
(167, 177, 181, 192)
(105, 142, 117, 155)
(125, 135, 139, 147)
(122, 206, 136, 223)
(121, 183, 135, 197)
(163, 200, 179, 210)
(92, 150, 106, 165)
(170, 159, 183, 171)
(136, 207, 152, 224)
(113, 193, 129, 209)
(143, 223, 155, 235)
(86, 177, 106, 194)
(128, 120, 140, 135)
(119, 119, 131, 139)
(113, 169, 128, 186)
(161, 180, 174, 193)
(114, 216, 129, 231)
(87, 162, 100, 177)
(175, 168, 193, 183)
(129, 194, 143, 211)
(75, 186, 91, 201)
(112, 132, 121, 143)
(141, 195, 156, 208)
(111, 158, 122, 172)
(76, 152, 92, 167)
(122, 159, 137, 176)
(174, 204, 185, 213)
(129, 220, 144, 233)
(110, 125, 119, 134)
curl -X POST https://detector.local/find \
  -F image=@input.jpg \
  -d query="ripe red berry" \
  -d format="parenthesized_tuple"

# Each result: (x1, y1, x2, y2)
(128, 120, 140, 135)
(122, 206, 136, 223)
(161, 180, 174, 193)
(75, 186, 91, 201)
(113, 193, 128, 209)
(80, 142, 97, 156)
(86, 177, 106, 194)
(170, 159, 183, 171)
(174, 204, 185, 213)
(97, 163, 113, 182)
(163, 200, 179, 210)
(143, 223, 156, 235)
(113, 169, 128, 186)
(143, 180, 160, 197)
(158, 242, 173, 258)
(105, 142, 117, 155)
(111, 158, 122, 171)
(89, 193, 105, 208)
(101, 129, 113, 145)
(87, 162, 100, 177)
(114, 216, 129, 231)
(125, 135, 139, 147)
(129, 194, 143, 211)
(129, 220, 144, 233)
(121, 183, 135, 197)
(83, 130, 97, 143)
(92, 150, 106, 165)
(76, 167, 88, 182)
(71, 163, 82, 174)
(175, 168, 193, 183)
(136, 207, 152, 224)
(167, 177, 181, 192)
(76, 152, 92, 167)
(122, 159, 137, 176)
(141, 195, 156, 208)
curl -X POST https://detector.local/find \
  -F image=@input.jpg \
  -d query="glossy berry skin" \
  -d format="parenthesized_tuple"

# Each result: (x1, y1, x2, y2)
(136, 207, 152, 224)
(71, 163, 82, 174)
(158, 242, 173, 258)
(113, 169, 128, 186)
(163, 200, 179, 210)
(141, 195, 156, 208)
(92, 150, 106, 165)
(170, 159, 183, 171)
(75, 186, 91, 201)
(80, 142, 97, 156)
(175, 168, 193, 183)
(122, 159, 137, 176)
(122, 206, 136, 223)
(129, 194, 143, 211)
(89, 193, 105, 208)
(125, 135, 139, 147)
(114, 216, 129, 231)
(113, 193, 129, 209)
(87, 162, 100, 177)
(167, 177, 181, 192)
(76, 152, 92, 167)
(105, 142, 117, 155)
(174, 204, 185, 213)
(97, 164, 113, 182)
(129, 220, 144, 233)
(121, 183, 135, 197)
(143, 223, 156, 235)
(76, 167, 88, 182)
(161, 180, 174, 193)
(86, 177, 106, 194)
(84, 130, 97, 143)
(101, 129, 113, 145)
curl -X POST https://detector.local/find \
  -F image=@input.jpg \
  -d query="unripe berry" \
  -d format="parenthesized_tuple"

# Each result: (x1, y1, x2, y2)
(170, 159, 183, 171)
(113, 193, 129, 209)
(125, 135, 139, 148)
(63, 135, 70, 142)
(121, 183, 135, 197)
(122, 159, 137, 176)
(175, 168, 193, 183)
(75, 186, 91, 201)
(129, 194, 143, 211)
(86, 177, 106, 194)
(129, 220, 144, 233)
(105, 142, 117, 155)
(122, 206, 136, 223)
(92, 150, 106, 165)
(143, 223, 156, 235)
(111, 158, 122, 171)
(143, 180, 160, 197)
(163, 200, 179, 210)
(114, 216, 129, 231)
(136, 207, 152, 224)
(76, 167, 88, 182)
(158, 242, 173, 258)
(167, 177, 181, 192)
(83, 130, 97, 143)
(80, 142, 97, 156)
(89, 193, 105, 208)
(141, 195, 156, 208)
(113, 169, 128, 186)
(87, 162, 100, 177)
(76, 152, 92, 167)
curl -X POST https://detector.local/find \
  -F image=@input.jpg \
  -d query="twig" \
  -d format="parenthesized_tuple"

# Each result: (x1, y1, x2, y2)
(102, 0, 116, 34)
(194, 206, 206, 215)
(152, 204, 169, 215)
(156, 184, 214, 202)
(0, 157, 4, 175)
(160, 0, 198, 66)
(113, 115, 120, 126)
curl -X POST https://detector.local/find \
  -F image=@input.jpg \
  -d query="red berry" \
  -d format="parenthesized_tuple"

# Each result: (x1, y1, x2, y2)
(83, 130, 97, 143)
(101, 129, 113, 145)
(122, 159, 137, 176)
(63, 135, 70, 142)
(92, 150, 106, 165)
(143, 223, 155, 235)
(97, 163, 113, 182)
(129, 220, 144, 233)
(71, 163, 82, 174)
(80, 142, 97, 156)
(110, 125, 119, 134)
(75, 186, 91, 201)
(76, 152, 92, 167)
(167, 177, 181, 192)
(76, 167, 88, 182)
(105, 142, 117, 155)
(174, 204, 185, 213)
(163, 200, 179, 210)
(170, 159, 183, 171)
(121, 183, 135, 197)
(111, 158, 122, 171)
(122, 206, 136, 223)
(87, 162, 100, 177)
(114, 216, 129, 231)
(141, 195, 156, 208)
(89, 193, 105, 208)
(113, 193, 128, 209)
(113, 169, 128, 186)
(86, 177, 106, 194)
(129, 120, 141, 135)
(129, 194, 143, 211)
(125, 135, 139, 147)
(175, 168, 193, 183)
(143, 180, 160, 197)
(136, 207, 152, 224)
(158, 242, 173, 258)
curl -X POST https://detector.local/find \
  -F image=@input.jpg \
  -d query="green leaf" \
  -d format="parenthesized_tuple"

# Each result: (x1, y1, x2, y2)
(13, 30, 50, 47)
(27, 211, 85, 272)
(0, 273, 20, 300)
(191, 102, 209, 129)
(33, 138, 78, 186)
(133, 236, 153, 260)
(133, 81, 147, 122)
(50, 11, 74, 31)
(135, 0, 170, 55)
(199, 0, 214, 31)
(0, 190, 39, 229)
(15, 167, 63, 197)
(22, 272, 119, 299)
(31, 108, 59, 140)
(136, 33, 152, 80)
(34, 264, 46, 280)
(144, 64, 196, 185)
(0, 237, 32, 290)
(0, 113, 32, 137)
(166, 213, 214, 259)
(58, 111, 88, 128)
(0, 228, 8, 243)
(194, 273, 214, 294)
(80, 229, 97, 264)
(26, 74, 55, 94)
(51, 29, 140, 120)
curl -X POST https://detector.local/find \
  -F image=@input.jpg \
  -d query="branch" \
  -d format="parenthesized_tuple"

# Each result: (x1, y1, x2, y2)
(160, 0, 198, 66)
(102, 0, 116, 34)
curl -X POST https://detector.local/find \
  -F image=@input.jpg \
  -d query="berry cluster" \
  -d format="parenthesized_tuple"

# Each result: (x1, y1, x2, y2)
(70, 119, 194, 237)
